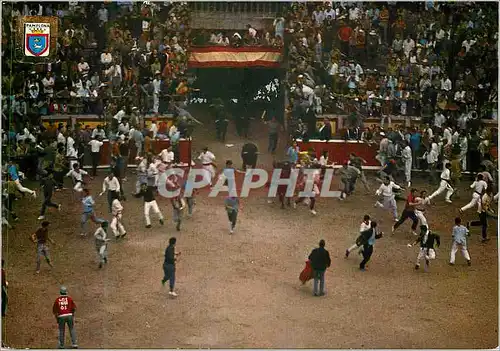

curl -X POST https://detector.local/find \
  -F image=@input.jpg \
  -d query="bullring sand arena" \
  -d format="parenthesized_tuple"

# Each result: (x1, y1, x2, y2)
(2, 113, 497, 349)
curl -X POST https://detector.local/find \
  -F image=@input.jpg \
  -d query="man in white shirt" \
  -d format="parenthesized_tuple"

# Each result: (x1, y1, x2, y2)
(460, 174, 488, 213)
(433, 112, 445, 128)
(100, 49, 113, 66)
(324, 3, 336, 20)
(375, 177, 402, 221)
(77, 57, 90, 78)
(402, 142, 412, 187)
(88, 136, 103, 176)
(113, 108, 126, 124)
(440, 75, 452, 91)
(97, 4, 108, 26)
(100, 171, 121, 213)
(91, 126, 106, 139)
(42, 72, 55, 97)
(345, 214, 371, 258)
(150, 119, 158, 138)
(461, 38, 476, 53)
(428, 163, 454, 203)
(118, 120, 130, 135)
(247, 24, 257, 39)
(152, 73, 162, 114)
(313, 6, 325, 26)
(349, 6, 360, 21)
(159, 147, 174, 166)
(198, 147, 216, 186)
(403, 35, 415, 58)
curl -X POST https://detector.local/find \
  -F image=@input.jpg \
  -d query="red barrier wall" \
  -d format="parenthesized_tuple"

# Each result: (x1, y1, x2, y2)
(98, 139, 192, 165)
(297, 139, 379, 167)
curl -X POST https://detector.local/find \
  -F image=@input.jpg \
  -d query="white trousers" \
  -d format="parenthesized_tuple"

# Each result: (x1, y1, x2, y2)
(74, 181, 84, 192)
(450, 241, 470, 264)
(404, 160, 412, 183)
(14, 179, 34, 194)
(415, 209, 428, 227)
(429, 180, 454, 201)
(110, 213, 126, 237)
(153, 93, 159, 113)
(144, 200, 164, 226)
(202, 165, 215, 186)
(460, 193, 481, 212)
(97, 244, 108, 264)
(376, 195, 398, 220)
(416, 248, 436, 264)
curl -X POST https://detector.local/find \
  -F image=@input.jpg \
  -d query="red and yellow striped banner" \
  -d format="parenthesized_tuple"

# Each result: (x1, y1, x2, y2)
(188, 46, 283, 68)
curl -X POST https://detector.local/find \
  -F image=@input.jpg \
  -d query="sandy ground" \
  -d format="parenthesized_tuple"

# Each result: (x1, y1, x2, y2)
(1, 108, 498, 349)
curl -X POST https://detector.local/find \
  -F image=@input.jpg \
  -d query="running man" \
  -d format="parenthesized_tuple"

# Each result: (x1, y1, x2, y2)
(345, 215, 371, 258)
(31, 221, 54, 274)
(428, 163, 454, 204)
(375, 177, 403, 221)
(162, 237, 181, 297)
(94, 221, 111, 269)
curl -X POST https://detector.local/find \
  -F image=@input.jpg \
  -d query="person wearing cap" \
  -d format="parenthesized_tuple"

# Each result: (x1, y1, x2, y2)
(53, 286, 78, 348)
(94, 221, 111, 269)
(31, 221, 55, 274)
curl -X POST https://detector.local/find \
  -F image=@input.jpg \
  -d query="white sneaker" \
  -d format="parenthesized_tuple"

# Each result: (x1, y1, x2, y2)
(412, 231, 418, 236)
(310, 209, 317, 215)
(292, 202, 297, 209)
(32, 192, 37, 199)
(58, 204, 62, 211)
(445, 199, 452, 203)
(37, 216, 45, 220)
(169, 291, 178, 297)
(407, 182, 411, 188)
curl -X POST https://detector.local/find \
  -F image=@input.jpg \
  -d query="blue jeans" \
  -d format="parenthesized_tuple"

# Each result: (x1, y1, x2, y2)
(162, 263, 176, 290)
(186, 197, 194, 215)
(81, 212, 104, 233)
(313, 270, 325, 295)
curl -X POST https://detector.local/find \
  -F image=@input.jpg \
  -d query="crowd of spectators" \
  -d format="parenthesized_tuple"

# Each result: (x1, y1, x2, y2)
(283, 1, 498, 175)
(284, 2, 498, 131)
(2, 1, 192, 131)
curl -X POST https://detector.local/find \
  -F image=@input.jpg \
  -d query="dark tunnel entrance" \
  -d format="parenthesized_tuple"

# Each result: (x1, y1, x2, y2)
(188, 67, 286, 122)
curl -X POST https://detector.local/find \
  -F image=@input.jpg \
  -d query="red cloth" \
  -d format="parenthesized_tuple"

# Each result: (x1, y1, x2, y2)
(53, 296, 76, 317)
(299, 260, 313, 284)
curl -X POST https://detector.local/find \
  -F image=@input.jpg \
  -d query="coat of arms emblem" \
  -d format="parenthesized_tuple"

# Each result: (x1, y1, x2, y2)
(24, 23, 50, 57)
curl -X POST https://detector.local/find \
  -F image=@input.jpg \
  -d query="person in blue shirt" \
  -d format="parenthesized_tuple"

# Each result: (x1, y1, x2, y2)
(409, 129, 421, 168)
(224, 196, 240, 234)
(6, 160, 36, 198)
(450, 217, 471, 266)
(81, 189, 104, 236)
(286, 141, 299, 164)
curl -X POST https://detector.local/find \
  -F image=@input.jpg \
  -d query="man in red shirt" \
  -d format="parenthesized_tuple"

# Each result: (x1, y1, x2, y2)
(337, 20, 353, 56)
(392, 188, 419, 235)
(53, 286, 78, 349)
(31, 221, 55, 274)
